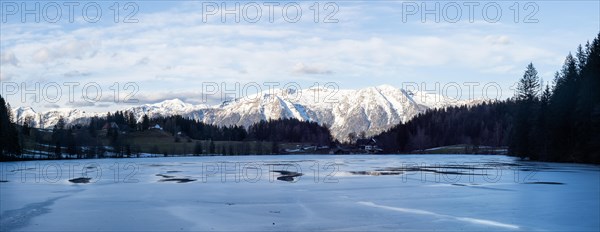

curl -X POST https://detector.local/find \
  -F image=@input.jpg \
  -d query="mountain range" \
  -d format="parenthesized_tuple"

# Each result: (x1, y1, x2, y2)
(12, 85, 479, 141)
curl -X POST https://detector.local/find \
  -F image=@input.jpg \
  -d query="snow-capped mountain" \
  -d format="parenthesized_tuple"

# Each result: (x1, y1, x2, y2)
(12, 106, 104, 130)
(12, 85, 478, 140)
(126, 98, 209, 121)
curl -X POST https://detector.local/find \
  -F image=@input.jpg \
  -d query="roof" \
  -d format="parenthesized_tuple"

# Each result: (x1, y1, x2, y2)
(356, 138, 377, 145)
(102, 122, 119, 130)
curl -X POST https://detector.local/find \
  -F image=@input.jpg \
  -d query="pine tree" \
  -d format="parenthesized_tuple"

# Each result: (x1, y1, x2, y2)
(67, 129, 77, 158)
(253, 141, 262, 154)
(228, 144, 234, 156)
(243, 142, 251, 155)
(0, 95, 9, 158)
(89, 117, 98, 137)
(209, 140, 216, 154)
(516, 63, 541, 101)
(533, 85, 552, 160)
(126, 145, 132, 157)
(151, 145, 160, 155)
(511, 63, 541, 159)
(271, 142, 279, 154)
(22, 116, 33, 136)
(54, 142, 62, 159)
(194, 141, 203, 156)
(0, 97, 22, 158)
(548, 54, 579, 161)
(142, 114, 150, 131)
(128, 112, 136, 130)
(576, 44, 587, 74)
(573, 34, 600, 162)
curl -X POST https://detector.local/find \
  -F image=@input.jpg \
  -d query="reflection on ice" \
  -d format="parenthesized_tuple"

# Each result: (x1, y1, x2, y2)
(68, 177, 91, 184)
(271, 170, 303, 182)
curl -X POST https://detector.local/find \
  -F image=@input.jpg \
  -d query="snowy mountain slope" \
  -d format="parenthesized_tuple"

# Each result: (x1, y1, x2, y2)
(13, 85, 478, 141)
(126, 98, 209, 122)
(12, 106, 103, 129)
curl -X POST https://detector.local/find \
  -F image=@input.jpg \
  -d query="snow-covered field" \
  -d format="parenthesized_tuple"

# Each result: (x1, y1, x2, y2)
(1, 155, 598, 231)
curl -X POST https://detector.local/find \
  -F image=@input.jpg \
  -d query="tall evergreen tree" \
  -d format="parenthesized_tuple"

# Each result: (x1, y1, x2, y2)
(516, 63, 541, 101)
(512, 63, 541, 159)
(0, 95, 9, 158)
(127, 112, 136, 130)
(533, 85, 552, 160)
(548, 53, 579, 161)
(572, 34, 600, 162)
(0, 96, 22, 158)
(142, 114, 150, 131)
(271, 141, 279, 154)
(54, 142, 62, 159)
(209, 140, 216, 154)
(194, 141, 203, 156)
(66, 129, 77, 158)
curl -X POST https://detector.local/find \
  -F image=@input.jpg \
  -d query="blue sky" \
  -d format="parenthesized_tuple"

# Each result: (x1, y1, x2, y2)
(1, 1, 598, 111)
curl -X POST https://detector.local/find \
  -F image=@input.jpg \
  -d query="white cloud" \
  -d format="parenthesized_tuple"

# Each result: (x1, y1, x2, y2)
(63, 70, 91, 78)
(66, 101, 96, 107)
(485, 35, 511, 45)
(0, 72, 13, 81)
(292, 63, 333, 75)
(132, 91, 221, 105)
(30, 40, 98, 63)
(3, 16, 558, 85)
(32, 48, 51, 63)
(1, 51, 19, 66)
(136, 57, 150, 66)
(43, 103, 61, 108)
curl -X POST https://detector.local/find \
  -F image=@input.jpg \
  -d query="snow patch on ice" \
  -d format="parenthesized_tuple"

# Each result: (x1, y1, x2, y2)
(358, 201, 520, 230)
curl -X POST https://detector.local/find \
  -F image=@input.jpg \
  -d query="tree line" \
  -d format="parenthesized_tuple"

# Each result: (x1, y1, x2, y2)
(86, 113, 249, 142)
(0, 100, 335, 160)
(246, 118, 332, 145)
(374, 101, 514, 153)
(0, 96, 22, 159)
(510, 33, 600, 163)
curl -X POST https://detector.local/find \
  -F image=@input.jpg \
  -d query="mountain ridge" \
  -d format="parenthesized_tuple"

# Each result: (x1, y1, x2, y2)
(12, 85, 480, 141)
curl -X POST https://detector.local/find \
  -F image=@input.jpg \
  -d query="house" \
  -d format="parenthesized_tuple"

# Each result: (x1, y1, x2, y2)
(102, 122, 119, 130)
(330, 145, 351, 154)
(149, 124, 162, 130)
(101, 122, 120, 136)
(356, 138, 383, 153)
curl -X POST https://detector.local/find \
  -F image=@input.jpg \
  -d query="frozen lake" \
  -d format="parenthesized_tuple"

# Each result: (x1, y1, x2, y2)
(1, 154, 599, 231)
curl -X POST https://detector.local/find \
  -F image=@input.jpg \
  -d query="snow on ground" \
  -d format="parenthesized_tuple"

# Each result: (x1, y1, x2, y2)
(0, 155, 598, 231)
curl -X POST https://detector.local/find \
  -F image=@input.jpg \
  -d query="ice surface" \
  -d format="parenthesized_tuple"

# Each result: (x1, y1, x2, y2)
(1, 155, 598, 231)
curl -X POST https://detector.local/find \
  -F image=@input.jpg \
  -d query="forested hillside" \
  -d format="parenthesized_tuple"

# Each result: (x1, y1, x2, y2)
(375, 32, 600, 163)
(375, 101, 514, 153)
(0, 100, 334, 160)
(511, 33, 600, 163)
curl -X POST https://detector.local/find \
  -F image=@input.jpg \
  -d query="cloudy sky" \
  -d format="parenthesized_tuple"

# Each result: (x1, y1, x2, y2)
(1, 1, 598, 111)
